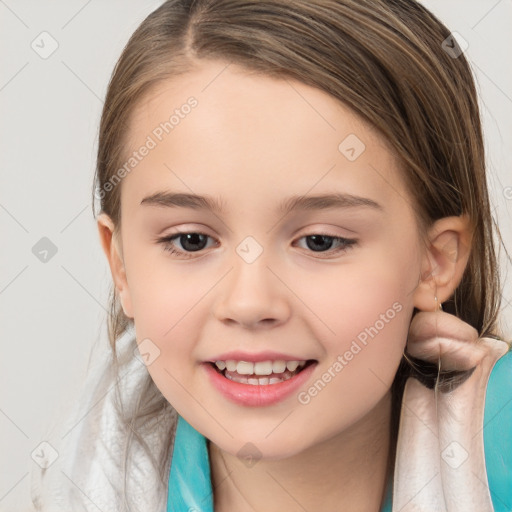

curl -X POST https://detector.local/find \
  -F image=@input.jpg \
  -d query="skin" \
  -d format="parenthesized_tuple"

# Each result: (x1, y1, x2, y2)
(97, 59, 472, 511)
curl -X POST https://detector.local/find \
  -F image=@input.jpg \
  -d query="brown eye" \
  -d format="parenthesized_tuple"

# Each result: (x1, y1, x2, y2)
(156, 232, 217, 258)
(294, 234, 357, 256)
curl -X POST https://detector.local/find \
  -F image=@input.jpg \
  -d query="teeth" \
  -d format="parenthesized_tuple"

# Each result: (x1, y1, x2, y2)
(236, 361, 255, 375)
(286, 361, 300, 372)
(225, 373, 293, 385)
(214, 359, 307, 375)
(215, 360, 226, 370)
(225, 360, 237, 372)
(272, 360, 287, 373)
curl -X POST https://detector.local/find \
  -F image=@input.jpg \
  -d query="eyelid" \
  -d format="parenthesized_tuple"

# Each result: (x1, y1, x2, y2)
(292, 232, 357, 259)
(155, 227, 358, 259)
(155, 230, 218, 259)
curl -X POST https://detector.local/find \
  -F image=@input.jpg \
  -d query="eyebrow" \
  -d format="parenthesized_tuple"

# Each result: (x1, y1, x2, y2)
(140, 191, 383, 215)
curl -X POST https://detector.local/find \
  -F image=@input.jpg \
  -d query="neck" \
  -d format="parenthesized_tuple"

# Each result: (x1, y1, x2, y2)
(209, 391, 394, 512)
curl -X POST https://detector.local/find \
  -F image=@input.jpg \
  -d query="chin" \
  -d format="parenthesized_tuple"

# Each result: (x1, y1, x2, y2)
(210, 425, 316, 462)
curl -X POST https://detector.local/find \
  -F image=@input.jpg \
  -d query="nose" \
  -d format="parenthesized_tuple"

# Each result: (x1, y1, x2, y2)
(212, 252, 291, 330)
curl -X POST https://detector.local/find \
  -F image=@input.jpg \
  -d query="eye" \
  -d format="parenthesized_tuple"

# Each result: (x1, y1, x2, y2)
(156, 232, 218, 258)
(293, 234, 357, 258)
(156, 231, 357, 259)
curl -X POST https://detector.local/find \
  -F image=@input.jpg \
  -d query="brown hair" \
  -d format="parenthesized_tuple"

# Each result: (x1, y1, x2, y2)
(92, 0, 508, 502)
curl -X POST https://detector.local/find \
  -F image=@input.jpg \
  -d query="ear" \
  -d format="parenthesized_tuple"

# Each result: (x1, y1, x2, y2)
(96, 213, 134, 318)
(413, 215, 473, 311)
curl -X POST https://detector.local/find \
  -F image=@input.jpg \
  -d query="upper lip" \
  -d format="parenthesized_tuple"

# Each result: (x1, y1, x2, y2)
(205, 350, 315, 363)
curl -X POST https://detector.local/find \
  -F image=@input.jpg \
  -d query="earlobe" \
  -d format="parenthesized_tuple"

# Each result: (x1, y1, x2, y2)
(412, 215, 473, 312)
(96, 213, 134, 318)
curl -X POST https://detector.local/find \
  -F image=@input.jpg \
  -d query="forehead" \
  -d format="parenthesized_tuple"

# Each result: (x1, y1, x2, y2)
(121, 60, 410, 217)
(129, 60, 385, 147)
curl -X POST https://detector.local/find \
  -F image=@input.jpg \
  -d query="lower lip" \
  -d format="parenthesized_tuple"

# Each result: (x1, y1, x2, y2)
(202, 361, 317, 407)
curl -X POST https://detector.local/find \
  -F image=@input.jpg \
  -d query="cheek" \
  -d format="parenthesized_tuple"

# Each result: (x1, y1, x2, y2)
(122, 246, 221, 404)
(122, 232, 211, 334)
(291, 270, 413, 445)
(131, 308, 205, 414)
(294, 243, 418, 387)
(308, 276, 411, 394)
(127, 272, 210, 370)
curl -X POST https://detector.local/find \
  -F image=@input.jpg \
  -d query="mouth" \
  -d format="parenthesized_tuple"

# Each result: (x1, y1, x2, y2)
(207, 359, 317, 385)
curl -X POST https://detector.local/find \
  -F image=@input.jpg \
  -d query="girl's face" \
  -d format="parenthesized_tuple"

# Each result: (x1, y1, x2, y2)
(106, 59, 426, 458)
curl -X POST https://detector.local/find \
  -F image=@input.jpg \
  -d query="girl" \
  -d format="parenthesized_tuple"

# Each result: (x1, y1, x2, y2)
(31, 1, 511, 511)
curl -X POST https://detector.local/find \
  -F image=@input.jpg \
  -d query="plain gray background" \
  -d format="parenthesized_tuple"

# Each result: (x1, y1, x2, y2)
(1, 1, 511, 510)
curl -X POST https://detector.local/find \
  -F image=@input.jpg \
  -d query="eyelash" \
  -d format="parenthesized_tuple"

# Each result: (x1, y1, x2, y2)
(155, 231, 357, 259)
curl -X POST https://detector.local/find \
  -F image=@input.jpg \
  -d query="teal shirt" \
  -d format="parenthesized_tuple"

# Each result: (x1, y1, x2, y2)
(167, 349, 512, 512)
